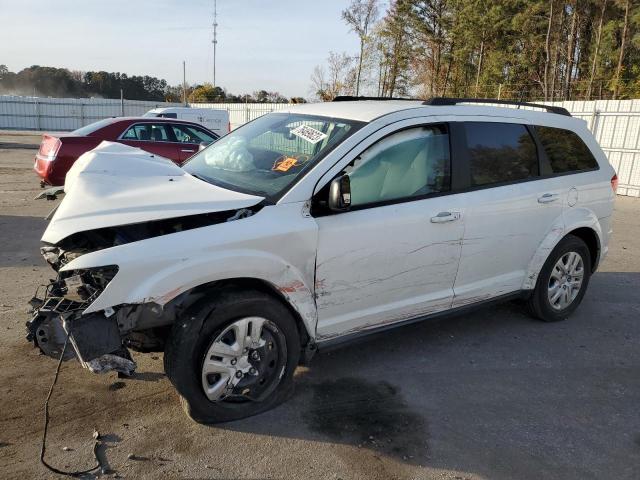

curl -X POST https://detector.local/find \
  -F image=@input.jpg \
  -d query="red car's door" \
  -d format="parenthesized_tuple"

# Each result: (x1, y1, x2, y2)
(119, 123, 180, 162)
(169, 123, 219, 162)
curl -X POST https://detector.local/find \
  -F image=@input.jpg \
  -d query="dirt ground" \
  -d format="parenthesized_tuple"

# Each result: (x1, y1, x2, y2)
(0, 132, 639, 480)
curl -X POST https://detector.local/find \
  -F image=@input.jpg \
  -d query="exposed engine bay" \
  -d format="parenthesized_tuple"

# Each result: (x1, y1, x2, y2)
(27, 206, 259, 375)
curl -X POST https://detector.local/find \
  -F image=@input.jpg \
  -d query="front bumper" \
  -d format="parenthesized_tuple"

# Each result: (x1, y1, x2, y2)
(26, 276, 136, 376)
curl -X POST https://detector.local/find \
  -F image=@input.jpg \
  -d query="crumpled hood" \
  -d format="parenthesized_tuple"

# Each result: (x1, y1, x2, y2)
(42, 142, 264, 244)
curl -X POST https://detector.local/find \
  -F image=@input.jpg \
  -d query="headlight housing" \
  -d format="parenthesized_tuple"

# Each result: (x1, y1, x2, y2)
(59, 266, 119, 303)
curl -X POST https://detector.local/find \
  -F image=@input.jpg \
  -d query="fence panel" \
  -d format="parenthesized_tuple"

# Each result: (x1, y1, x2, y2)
(1, 95, 640, 196)
(550, 100, 640, 196)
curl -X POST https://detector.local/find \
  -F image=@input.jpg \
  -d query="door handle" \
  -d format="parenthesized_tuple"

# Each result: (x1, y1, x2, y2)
(181, 149, 196, 153)
(430, 211, 461, 223)
(538, 193, 559, 204)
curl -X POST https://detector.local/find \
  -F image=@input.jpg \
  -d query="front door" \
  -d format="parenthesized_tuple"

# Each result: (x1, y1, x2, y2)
(313, 123, 465, 340)
(169, 123, 219, 163)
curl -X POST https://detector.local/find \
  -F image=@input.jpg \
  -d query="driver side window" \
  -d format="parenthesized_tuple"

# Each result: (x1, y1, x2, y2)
(344, 124, 451, 207)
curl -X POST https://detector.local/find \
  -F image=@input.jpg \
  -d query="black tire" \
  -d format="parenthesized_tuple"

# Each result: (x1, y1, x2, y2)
(527, 234, 592, 322)
(164, 286, 300, 424)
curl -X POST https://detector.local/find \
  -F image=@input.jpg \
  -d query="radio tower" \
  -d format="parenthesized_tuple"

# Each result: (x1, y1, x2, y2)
(212, 0, 218, 88)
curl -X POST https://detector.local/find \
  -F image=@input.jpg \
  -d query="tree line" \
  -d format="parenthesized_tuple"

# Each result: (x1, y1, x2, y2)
(311, 0, 640, 101)
(0, 65, 302, 103)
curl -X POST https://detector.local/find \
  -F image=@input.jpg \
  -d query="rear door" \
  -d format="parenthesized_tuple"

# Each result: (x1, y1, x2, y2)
(451, 121, 564, 307)
(313, 122, 466, 340)
(119, 122, 179, 161)
(170, 123, 219, 162)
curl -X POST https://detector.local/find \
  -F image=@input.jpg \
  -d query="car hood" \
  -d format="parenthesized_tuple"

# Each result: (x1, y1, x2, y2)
(42, 141, 264, 244)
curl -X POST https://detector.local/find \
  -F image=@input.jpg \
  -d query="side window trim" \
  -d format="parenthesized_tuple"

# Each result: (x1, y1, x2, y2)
(449, 122, 470, 191)
(527, 124, 554, 176)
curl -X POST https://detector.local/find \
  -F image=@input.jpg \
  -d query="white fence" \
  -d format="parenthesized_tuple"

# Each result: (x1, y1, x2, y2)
(0, 95, 639, 196)
(550, 100, 640, 197)
(0, 95, 290, 132)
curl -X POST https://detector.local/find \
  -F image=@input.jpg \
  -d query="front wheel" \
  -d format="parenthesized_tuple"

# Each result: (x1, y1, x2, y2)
(164, 287, 301, 423)
(527, 235, 592, 322)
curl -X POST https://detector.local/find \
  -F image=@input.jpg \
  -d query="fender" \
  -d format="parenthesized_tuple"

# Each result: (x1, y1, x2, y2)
(523, 207, 603, 290)
(59, 204, 320, 339)
(63, 247, 318, 339)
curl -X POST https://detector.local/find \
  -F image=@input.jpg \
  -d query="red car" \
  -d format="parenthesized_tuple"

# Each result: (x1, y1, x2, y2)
(34, 117, 219, 186)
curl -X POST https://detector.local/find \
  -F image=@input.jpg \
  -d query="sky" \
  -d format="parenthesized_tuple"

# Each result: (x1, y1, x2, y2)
(0, 0, 364, 98)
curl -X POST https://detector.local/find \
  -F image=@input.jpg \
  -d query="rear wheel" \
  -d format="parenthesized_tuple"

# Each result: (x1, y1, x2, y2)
(527, 235, 592, 322)
(164, 287, 300, 423)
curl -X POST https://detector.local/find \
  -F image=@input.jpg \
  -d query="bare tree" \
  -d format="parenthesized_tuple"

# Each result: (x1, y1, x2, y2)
(613, 0, 630, 99)
(342, 0, 379, 96)
(587, 0, 608, 100)
(310, 52, 356, 101)
(543, 0, 555, 100)
(563, 0, 579, 100)
(310, 65, 329, 101)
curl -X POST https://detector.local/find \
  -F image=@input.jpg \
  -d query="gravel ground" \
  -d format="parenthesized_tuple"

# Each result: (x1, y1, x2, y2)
(0, 134, 639, 479)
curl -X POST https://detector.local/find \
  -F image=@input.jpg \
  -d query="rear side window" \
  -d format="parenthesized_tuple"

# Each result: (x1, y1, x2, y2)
(535, 126, 599, 173)
(465, 122, 538, 186)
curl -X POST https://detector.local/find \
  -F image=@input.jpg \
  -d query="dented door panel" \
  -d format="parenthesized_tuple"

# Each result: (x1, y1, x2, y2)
(314, 195, 465, 340)
(452, 180, 563, 307)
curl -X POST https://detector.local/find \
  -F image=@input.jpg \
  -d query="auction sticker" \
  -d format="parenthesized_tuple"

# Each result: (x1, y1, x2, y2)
(290, 125, 328, 144)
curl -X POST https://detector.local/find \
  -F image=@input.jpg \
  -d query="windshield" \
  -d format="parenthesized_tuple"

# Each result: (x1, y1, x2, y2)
(183, 112, 362, 199)
(71, 118, 115, 136)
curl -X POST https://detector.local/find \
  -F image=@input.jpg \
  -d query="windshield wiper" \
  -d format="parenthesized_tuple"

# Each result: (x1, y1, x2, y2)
(188, 172, 209, 183)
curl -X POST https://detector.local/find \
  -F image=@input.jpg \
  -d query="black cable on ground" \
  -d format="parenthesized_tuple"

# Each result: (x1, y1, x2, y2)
(40, 332, 102, 477)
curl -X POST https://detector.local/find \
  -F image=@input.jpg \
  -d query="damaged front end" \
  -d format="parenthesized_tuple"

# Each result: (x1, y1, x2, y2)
(27, 207, 262, 376)
(26, 258, 137, 376)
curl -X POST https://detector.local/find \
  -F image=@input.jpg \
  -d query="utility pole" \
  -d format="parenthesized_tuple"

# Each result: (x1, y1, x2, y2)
(182, 60, 187, 106)
(212, 0, 218, 88)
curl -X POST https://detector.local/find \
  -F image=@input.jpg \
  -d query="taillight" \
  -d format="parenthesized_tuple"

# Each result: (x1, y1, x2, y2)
(611, 173, 619, 193)
(38, 136, 61, 161)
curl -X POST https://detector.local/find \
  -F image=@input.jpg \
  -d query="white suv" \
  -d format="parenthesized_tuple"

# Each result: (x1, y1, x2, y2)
(28, 98, 616, 423)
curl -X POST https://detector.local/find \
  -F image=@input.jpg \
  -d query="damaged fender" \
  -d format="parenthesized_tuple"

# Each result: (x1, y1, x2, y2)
(57, 203, 319, 340)
(522, 207, 603, 290)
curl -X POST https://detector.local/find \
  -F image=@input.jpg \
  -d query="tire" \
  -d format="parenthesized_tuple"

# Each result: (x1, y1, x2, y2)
(164, 286, 300, 424)
(527, 234, 592, 322)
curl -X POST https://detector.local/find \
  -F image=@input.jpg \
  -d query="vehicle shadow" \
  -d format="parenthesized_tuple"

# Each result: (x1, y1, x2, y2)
(0, 141, 39, 150)
(0, 215, 48, 267)
(214, 271, 640, 480)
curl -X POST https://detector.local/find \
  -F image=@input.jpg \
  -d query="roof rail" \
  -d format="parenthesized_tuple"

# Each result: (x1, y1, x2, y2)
(423, 97, 571, 117)
(332, 95, 419, 102)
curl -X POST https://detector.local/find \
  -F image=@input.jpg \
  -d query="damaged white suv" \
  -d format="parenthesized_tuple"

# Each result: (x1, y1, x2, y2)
(28, 98, 616, 423)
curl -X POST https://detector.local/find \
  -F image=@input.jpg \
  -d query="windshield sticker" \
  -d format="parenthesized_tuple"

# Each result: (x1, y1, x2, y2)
(290, 125, 328, 144)
(272, 156, 299, 172)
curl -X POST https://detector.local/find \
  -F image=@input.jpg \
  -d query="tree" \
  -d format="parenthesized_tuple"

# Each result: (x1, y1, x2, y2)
(188, 83, 226, 102)
(310, 52, 356, 100)
(587, 0, 609, 99)
(377, 0, 413, 97)
(342, 0, 379, 96)
(612, 0, 631, 98)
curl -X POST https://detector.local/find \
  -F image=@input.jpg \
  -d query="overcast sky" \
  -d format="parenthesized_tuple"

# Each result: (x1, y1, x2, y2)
(0, 0, 364, 98)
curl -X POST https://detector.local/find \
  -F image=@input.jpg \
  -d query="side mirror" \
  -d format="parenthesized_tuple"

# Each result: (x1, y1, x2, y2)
(198, 142, 208, 152)
(328, 175, 351, 211)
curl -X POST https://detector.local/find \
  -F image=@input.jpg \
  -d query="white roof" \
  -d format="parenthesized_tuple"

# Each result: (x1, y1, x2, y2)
(282, 100, 583, 128)
(284, 100, 424, 122)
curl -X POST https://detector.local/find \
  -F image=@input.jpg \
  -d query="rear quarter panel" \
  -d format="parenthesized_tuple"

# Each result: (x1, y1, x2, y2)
(47, 137, 102, 185)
